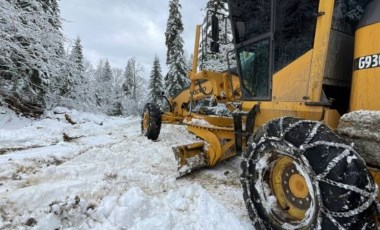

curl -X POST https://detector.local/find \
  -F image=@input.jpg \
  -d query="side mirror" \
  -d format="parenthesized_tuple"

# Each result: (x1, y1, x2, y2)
(210, 14, 220, 53)
(211, 14, 219, 42)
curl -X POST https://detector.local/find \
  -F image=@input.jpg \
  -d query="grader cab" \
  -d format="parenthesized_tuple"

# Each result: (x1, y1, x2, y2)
(142, 0, 380, 228)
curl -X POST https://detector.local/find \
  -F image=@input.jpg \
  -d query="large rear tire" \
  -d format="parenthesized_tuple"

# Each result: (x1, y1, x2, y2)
(241, 117, 378, 229)
(141, 103, 161, 140)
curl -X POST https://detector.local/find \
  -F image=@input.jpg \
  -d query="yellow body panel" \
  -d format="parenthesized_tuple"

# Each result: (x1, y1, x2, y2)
(272, 51, 312, 102)
(241, 101, 325, 128)
(322, 109, 341, 130)
(350, 22, 380, 111)
(272, 0, 335, 103)
(307, 0, 335, 102)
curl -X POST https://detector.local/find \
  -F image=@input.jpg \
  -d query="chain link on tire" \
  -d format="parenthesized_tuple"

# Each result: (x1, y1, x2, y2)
(141, 103, 161, 140)
(241, 117, 378, 229)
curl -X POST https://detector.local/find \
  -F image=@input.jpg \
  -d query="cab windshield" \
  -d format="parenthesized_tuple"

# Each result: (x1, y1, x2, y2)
(228, 0, 319, 100)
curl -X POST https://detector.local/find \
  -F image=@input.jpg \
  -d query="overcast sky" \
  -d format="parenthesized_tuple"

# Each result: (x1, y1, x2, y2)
(59, 0, 207, 76)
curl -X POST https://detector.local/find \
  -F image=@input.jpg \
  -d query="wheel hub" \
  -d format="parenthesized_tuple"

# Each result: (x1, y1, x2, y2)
(289, 174, 308, 199)
(271, 156, 312, 220)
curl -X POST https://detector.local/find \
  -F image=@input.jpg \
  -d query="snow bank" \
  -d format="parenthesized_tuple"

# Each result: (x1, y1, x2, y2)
(48, 107, 106, 125)
(0, 107, 32, 130)
(32, 185, 249, 230)
(87, 185, 247, 230)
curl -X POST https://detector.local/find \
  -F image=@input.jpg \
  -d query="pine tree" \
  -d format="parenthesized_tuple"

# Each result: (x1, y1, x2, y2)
(122, 57, 142, 100)
(148, 55, 164, 105)
(187, 54, 194, 72)
(94, 60, 104, 82)
(122, 60, 134, 97)
(165, 0, 184, 65)
(94, 59, 114, 113)
(122, 57, 147, 115)
(108, 67, 124, 116)
(39, 0, 61, 29)
(102, 60, 113, 82)
(94, 60, 104, 106)
(165, 0, 189, 97)
(70, 37, 85, 74)
(63, 37, 86, 100)
(80, 59, 97, 111)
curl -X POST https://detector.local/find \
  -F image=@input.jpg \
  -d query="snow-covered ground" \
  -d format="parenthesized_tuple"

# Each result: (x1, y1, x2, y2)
(0, 107, 252, 229)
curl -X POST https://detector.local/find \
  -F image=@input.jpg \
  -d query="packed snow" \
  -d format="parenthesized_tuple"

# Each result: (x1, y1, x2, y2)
(0, 107, 252, 229)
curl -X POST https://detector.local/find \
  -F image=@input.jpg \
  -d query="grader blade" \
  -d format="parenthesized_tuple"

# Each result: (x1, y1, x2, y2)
(173, 142, 207, 177)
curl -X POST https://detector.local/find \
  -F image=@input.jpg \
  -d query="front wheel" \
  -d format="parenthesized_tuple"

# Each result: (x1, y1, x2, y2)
(141, 103, 161, 140)
(241, 117, 378, 229)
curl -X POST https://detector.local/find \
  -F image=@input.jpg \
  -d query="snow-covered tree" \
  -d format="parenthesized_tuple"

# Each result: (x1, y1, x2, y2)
(80, 59, 97, 110)
(165, 0, 183, 65)
(200, 0, 236, 72)
(148, 55, 164, 105)
(112, 67, 124, 87)
(165, 0, 190, 97)
(62, 37, 87, 100)
(40, 0, 61, 30)
(94, 60, 104, 82)
(122, 58, 143, 101)
(92, 60, 104, 106)
(0, 0, 65, 115)
(70, 37, 85, 74)
(187, 54, 194, 72)
(122, 61, 134, 97)
(108, 67, 124, 116)
(122, 57, 147, 115)
(165, 52, 189, 97)
(94, 60, 119, 114)
(0, 0, 150, 116)
(102, 60, 113, 82)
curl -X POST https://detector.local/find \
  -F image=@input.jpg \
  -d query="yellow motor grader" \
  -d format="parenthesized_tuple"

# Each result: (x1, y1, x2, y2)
(142, 0, 380, 229)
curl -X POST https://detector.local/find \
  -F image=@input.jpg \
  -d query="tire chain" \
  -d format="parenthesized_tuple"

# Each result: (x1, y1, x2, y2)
(286, 120, 379, 225)
(281, 119, 378, 216)
(242, 136, 316, 230)
(242, 117, 379, 229)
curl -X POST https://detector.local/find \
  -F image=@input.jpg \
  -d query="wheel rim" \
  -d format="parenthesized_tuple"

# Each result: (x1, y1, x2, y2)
(271, 156, 313, 221)
(142, 111, 149, 132)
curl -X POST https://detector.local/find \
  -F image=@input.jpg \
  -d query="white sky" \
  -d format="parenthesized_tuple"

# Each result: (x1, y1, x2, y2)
(59, 0, 207, 76)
